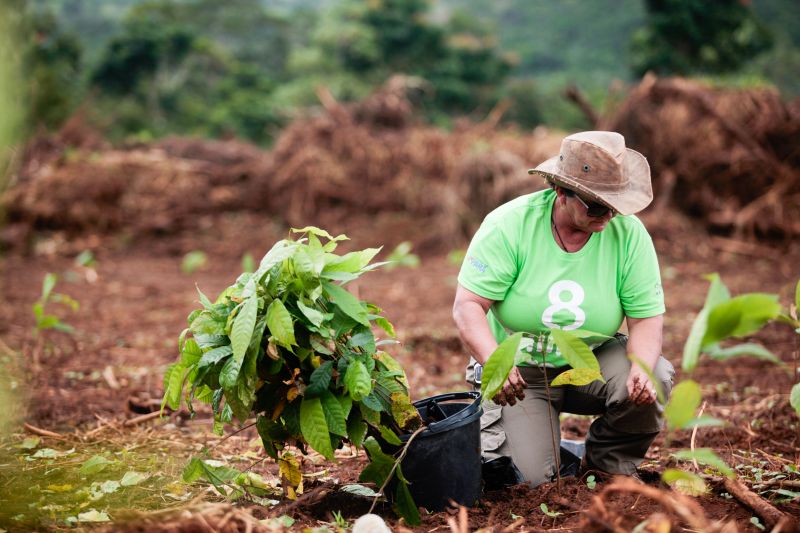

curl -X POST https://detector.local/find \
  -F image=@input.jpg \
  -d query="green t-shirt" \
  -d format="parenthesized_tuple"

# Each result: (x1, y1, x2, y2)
(458, 189, 664, 368)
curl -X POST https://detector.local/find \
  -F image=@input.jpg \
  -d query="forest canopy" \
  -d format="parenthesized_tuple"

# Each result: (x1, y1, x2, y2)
(14, 0, 800, 145)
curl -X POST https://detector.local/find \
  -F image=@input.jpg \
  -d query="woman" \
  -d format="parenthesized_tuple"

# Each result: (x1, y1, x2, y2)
(452, 131, 674, 487)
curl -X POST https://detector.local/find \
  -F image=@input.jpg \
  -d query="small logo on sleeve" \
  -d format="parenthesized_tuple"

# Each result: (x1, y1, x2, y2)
(466, 256, 488, 273)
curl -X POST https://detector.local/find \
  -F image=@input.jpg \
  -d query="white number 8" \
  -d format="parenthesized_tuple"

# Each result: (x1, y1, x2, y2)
(541, 280, 586, 331)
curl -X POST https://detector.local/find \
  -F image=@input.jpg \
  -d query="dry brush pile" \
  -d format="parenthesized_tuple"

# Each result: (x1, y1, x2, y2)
(1, 76, 559, 250)
(601, 74, 800, 239)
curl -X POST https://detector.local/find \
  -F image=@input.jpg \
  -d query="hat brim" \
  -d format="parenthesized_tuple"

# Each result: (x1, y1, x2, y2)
(527, 149, 652, 216)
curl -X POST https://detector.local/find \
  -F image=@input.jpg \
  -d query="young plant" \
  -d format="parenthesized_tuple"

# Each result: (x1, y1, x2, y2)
(163, 227, 422, 524)
(661, 274, 797, 492)
(32, 273, 79, 334)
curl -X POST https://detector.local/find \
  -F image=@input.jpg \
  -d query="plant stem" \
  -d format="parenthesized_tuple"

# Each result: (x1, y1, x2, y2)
(368, 425, 426, 514)
(541, 355, 562, 493)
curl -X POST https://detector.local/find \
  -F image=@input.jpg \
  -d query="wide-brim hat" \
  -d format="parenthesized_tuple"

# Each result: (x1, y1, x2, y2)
(527, 131, 652, 215)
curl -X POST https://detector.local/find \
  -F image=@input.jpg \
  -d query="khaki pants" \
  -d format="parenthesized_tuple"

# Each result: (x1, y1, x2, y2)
(474, 335, 674, 486)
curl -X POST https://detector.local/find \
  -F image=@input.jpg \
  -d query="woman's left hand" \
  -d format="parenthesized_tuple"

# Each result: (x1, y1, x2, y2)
(626, 365, 656, 405)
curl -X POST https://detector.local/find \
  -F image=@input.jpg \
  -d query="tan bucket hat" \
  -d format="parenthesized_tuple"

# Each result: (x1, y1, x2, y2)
(527, 131, 652, 215)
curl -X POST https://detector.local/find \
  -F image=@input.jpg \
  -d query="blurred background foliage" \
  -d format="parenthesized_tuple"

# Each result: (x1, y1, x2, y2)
(11, 0, 800, 146)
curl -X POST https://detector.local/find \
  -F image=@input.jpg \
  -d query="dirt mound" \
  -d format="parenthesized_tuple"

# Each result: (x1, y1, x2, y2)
(602, 75, 800, 239)
(1, 77, 560, 251)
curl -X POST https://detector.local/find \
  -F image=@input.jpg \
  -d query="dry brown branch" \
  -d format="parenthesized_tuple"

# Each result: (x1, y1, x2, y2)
(23, 422, 65, 439)
(564, 85, 600, 127)
(598, 477, 716, 532)
(721, 477, 797, 531)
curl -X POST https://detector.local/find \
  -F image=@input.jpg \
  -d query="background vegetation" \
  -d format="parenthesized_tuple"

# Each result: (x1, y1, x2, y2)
(13, 0, 800, 145)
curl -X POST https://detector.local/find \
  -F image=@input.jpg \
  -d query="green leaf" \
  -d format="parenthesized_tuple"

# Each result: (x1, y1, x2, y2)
(790, 383, 800, 417)
(672, 448, 734, 477)
(375, 317, 396, 337)
(703, 294, 781, 346)
(257, 240, 297, 274)
(480, 333, 523, 403)
(378, 425, 402, 445)
(180, 339, 203, 366)
(300, 396, 334, 459)
(795, 279, 800, 313)
(664, 379, 701, 430)
(683, 273, 730, 372)
(196, 285, 213, 309)
(323, 248, 381, 274)
(540, 503, 562, 517)
(359, 437, 394, 484)
(345, 360, 372, 401)
(706, 343, 781, 364)
(266, 299, 296, 349)
(347, 417, 368, 448)
(162, 363, 186, 411)
(291, 226, 349, 242)
(80, 455, 113, 476)
(392, 470, 421, 526)
(241, 253, 255, 273)
(662, 469, 707, 496)
(320, 391, 348, 437)
(198, 345, 233, 368)
(41, 273, 57, 302)
(297, 300, 325, 327)
(120, 471, 149, 486)
(182, 251, 207, 274)
(550, 367, 604, 387)
(324, 282, 370, 327)
(229, 296, 259, 382)
(305, 361, 333, 397)
(550, 329, 600, 370)
(19, 437, 40, 450)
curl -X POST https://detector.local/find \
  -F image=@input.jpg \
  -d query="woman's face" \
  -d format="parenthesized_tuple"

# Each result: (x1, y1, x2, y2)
(558, 188, 616, 232)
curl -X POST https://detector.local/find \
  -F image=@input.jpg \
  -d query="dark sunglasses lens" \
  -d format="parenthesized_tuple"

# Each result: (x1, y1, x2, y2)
(586, 203, 611, 217)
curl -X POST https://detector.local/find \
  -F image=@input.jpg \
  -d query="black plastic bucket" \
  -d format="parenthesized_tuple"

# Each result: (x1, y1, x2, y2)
(399, 391, 483, 511)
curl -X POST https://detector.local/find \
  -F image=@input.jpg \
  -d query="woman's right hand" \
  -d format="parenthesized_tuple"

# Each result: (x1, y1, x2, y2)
(493, 367, 527, 406)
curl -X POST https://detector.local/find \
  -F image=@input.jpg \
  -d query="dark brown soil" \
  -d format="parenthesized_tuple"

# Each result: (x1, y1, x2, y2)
(2, 205, 799, 531)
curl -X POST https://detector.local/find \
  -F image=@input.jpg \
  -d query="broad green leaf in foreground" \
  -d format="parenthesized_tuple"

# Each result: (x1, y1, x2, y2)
(480, 333, 523, 403)
(683, 273, 730, 372)
(550, 329, 600, 370)
(664, 379, 701, 431)
(300, 396, 333, 459)
(706, 343, 781, 365)
(703, 294, 781, 346)
(672, 448, 734, 477)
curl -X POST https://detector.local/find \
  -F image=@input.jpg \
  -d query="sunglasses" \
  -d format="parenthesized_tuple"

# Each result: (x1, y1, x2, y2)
(562, 188, 614, 217)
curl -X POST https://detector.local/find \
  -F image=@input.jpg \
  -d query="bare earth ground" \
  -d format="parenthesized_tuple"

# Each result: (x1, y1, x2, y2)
(1, 208, 799, 531)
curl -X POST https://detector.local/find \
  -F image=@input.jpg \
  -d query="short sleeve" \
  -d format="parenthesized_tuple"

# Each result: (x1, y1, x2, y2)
(457, 219, 518, 301)
(619, 221, 665, 318)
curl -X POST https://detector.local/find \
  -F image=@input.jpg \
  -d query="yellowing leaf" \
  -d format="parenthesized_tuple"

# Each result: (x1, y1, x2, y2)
(550, 367, 604, 386)
(279, 452, 302, 488)
(662, 469, 707, 496)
